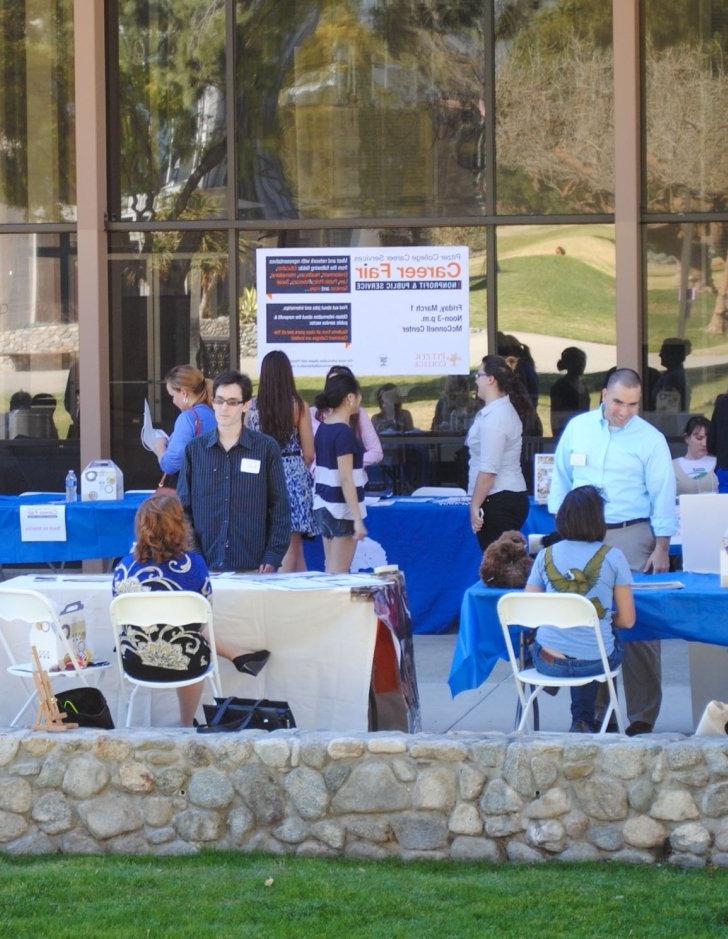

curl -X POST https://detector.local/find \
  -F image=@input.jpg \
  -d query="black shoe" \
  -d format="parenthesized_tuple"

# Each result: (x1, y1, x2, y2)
(232, 650, 271, 676)
(594, 714, 620, 733)
(626, 720, 653, 737)
(569, 720, 593, 733)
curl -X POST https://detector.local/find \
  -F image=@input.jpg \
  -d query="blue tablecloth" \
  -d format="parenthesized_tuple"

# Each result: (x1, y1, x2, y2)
(0, 492, 552, 635)
(448, 571, 726, 697)
(0, 492, 146, 564)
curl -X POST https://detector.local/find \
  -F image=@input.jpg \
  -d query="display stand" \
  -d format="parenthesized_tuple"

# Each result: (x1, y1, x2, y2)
(31, 647, 77, 731)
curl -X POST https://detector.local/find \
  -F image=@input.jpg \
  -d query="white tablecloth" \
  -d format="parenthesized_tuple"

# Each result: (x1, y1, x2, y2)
(0, 573, 384, 731)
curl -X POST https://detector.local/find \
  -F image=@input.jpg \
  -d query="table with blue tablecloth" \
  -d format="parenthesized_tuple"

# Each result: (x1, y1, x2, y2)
(448, 571, 728, 699)
(0, 492, 555, 634)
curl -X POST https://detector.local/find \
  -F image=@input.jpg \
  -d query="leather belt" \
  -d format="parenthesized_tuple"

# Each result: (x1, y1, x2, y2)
(605, 517, 649, 530)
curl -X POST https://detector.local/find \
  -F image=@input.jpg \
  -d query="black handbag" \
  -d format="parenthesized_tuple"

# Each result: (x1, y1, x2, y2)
(196, 696, 295, 734)
(54, 687, 115, 729)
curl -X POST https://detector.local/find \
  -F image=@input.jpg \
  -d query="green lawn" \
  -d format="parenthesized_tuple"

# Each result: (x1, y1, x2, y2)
(2, 854, 728, 937)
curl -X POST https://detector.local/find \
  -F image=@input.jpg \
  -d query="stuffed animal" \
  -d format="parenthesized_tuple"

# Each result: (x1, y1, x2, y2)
(479, 530, 533, 588)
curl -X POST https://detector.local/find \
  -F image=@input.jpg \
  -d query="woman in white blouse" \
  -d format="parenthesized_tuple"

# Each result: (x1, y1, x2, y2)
(467, 355, 530, 550)
(673, 416, 718, 496)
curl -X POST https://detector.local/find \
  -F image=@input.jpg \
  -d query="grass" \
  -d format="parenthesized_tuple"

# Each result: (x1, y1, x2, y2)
(1, 854, 728, 936)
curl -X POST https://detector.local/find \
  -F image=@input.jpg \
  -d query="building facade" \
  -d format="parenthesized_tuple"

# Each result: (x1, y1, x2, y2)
(0, 0, 726, 491)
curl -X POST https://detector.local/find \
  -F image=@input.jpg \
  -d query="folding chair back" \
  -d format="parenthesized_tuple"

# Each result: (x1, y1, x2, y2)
(496, 591, 624, 734)
(109, 591, 221, 727)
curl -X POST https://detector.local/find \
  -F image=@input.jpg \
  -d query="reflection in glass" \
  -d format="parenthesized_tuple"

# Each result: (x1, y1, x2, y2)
(109, 230, 230, 487)
(643, 223, 728, 438)
(236, 1, 487, 219)
(0, 234, 78, 491)
(643, 1, 728, 214)
(0, 0, 75, 223)
(495, 1, 614, 214)
(238, 226, 486, 492)
(496, 224, 616, 437)
(110, 1, 227, 221)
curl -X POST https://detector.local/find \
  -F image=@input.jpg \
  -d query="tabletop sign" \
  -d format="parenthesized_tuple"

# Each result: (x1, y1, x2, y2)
(19, 504, 67, 542)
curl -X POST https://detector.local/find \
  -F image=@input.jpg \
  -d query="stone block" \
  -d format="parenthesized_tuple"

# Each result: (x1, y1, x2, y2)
(0, 777, 31, 814)
(668, 852, 706, 869)
(228, 806, 255, 845)
(142, 797, 174, 828)
(108, 832, 150, 855)
(367, 735, 407, 755)
(409, 739, 469, 762)
(665, 743, 705, 771)
(469, 740, 507, 769)
(60, 831, 101, 854)
(231, 764, 284, 824)
(323, 762, 352, 792)
(484, 814, 525, 838)
(173, 808, 224, 843)
(345, 841, 390, 860)
(343, 816, 391, 843)
(526, 819, 565, 853)
(327, 738, 365, 760)
(118, 761, 155, 794)
(623, 815, 667, 849)
(283, 767, 329, 820)
(479, 779, 522, 815)
(649, 789, 699, 821)
(390, 811, 448, 850)
(401, 849, 449, 862)
(154, 840, 199, 856)
(296, 839, 338, 858)
(94, 736, 133, 763)
(273, 817, 309, 844)
(21, 737, 53, 757)
(597, 745, 644, 780)
(449, 803, 483, 836)
(154, 767, 188, 796)
(62, 756, 109, 799)
(299, 739, 328, 769)
(523, 788, 571, 819)
(332, 763, 409, 814)
(145, 826, 176, 845)
(531, 756, 559, 789)
(609, 848, 655, 865)
(506, 841, 544, 863)
(450, 836, 499, 861)
(36, 757, 67, 789)
(669, 822, 711, 855)
(9, 760, 40, 776)
(702, 782, 728, 818)
(188, 767, 234, 809)
(0, 809, 27, 843)
(627, 779, 655, 814)
(212, 738, 253, 769)
(6, 831, 56, 855)
(31, 791, 73, 835)
(77, 793, 143, 840)
(182, 739, 213, 768)
(253, 738, 290, 769)
(711, 852, 728, 868)
(557, 844, 601, 862)
(412, 766, 457, 811)
(459, 765, 486, 801)
(391, 759, 417, 783)
(715, 821, 728, 852)
(573, 776, 628, 820)
(311, 820, 345, 850)
(502, 744, 535, 797)
(0, 736, 20, 766)
(587, 825, 623, 852)
(563, 810, 589, 838)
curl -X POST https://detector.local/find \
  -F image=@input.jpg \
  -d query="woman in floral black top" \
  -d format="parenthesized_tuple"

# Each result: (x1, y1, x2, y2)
(113, 495, 269, 725)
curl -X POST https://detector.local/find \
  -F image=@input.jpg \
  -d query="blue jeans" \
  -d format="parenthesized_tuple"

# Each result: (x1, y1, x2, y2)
(531, 639, 623, 727)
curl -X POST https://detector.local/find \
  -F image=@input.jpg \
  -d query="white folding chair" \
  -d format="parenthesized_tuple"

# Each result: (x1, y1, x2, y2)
(497, 592, 625, 734)
(411, 486, 467, 497)
(0, 588, 111, 727)
(109, 591, 222, 728)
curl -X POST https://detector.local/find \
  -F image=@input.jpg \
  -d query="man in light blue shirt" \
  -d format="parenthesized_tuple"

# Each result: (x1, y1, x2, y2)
(548, 368, 677, 734)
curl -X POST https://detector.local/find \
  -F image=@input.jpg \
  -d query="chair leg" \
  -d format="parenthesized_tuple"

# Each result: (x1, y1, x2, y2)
(125, 685, 139, 729)
(516, 685, 541, 733)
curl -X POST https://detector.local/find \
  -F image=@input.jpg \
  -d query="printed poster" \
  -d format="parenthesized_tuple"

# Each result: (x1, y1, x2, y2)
(256, 246, 470, 375)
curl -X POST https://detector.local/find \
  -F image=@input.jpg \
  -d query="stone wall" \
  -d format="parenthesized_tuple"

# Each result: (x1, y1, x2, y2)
(1, 729, 728, 864)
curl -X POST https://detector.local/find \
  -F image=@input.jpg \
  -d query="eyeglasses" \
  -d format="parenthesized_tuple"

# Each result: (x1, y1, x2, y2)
(213, 396, 244, 407)
(475, 371, 487, 379)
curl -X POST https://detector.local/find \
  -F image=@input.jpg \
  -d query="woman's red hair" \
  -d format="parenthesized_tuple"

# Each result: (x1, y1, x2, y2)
(133, 495, 191, 564)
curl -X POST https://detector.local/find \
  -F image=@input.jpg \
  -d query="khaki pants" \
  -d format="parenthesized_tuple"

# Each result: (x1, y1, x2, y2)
(596, 521, 662, 727)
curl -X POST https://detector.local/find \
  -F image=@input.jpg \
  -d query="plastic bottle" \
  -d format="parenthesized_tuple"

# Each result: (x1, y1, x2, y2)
(65, 469, 78, 503)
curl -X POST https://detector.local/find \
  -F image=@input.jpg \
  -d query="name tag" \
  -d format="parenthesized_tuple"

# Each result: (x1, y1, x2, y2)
(240, 458, 261, 474)
(570, 452, 587, 467)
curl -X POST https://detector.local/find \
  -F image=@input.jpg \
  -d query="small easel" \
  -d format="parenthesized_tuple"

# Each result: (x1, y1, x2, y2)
(31, 647, 77, 731)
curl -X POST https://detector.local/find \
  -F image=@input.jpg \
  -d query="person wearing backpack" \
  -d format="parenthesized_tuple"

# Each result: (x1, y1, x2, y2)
(525, 485, 636, 733)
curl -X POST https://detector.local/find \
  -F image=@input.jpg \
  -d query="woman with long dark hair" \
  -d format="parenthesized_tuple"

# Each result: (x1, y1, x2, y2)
(245, 350, 316, 572)
(467, 354, 529, 550)
(312, 364, 383, 469)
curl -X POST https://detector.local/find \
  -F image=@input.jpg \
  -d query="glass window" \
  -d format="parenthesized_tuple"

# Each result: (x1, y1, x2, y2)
(0, 0, 76, 223)
(236, 1, 487, 220)
(496, 223, 616, 441)
(109, 1, 227, 221)
(238, 225, 486, 493)
(0, 233, 78, 492)
(643, 0, 728, 213)
(643, 222, 728, 441)
(495, 1, 614, 215)
(109, 230, 230, 487)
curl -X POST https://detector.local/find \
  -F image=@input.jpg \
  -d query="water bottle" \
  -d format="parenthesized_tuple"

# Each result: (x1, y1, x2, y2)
(65, 469, 78, 503)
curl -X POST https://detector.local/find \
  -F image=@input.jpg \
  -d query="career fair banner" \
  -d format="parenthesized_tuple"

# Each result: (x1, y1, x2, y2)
(256, 246, 469, 375)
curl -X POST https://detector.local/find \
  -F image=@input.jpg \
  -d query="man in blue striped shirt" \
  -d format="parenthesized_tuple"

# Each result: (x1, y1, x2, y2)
(177, 370, 291, 572)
